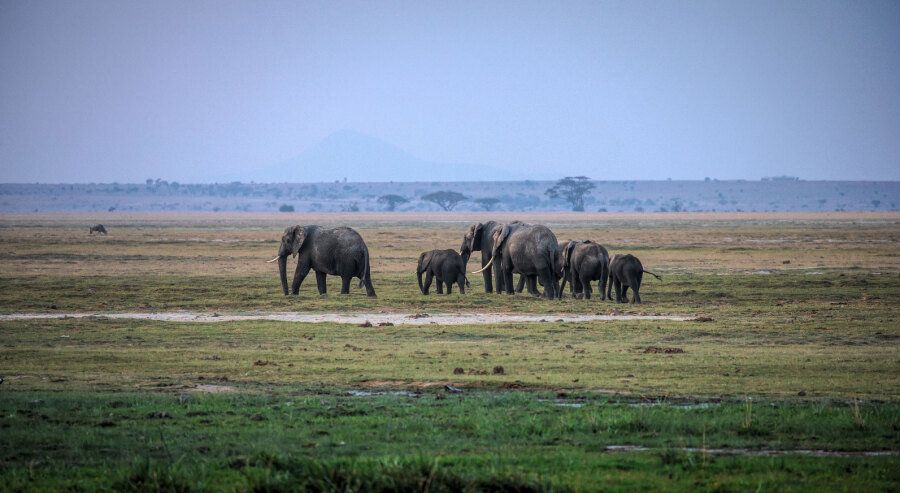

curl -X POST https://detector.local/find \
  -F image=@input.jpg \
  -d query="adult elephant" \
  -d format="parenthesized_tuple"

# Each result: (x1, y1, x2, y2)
(268, 225, 376, 297)
(561, 240, 610, 300)
(475, 221, 561, 299)
(460, 221, 506, 293)
(516, 240, 568, 296)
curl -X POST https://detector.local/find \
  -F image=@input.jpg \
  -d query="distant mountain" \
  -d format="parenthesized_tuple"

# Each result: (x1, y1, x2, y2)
(256, 129, 521, 182)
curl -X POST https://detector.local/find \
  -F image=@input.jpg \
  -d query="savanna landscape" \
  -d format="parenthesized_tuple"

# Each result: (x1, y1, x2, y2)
(0, 211, 898, 491)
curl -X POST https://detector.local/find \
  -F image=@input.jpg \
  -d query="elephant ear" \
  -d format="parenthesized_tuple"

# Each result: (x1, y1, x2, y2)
(418, 251, 433, 273)
(563, 241, 577, 270)
(471, 223, 485, 251)
(491, 225, 510, 259)
(290, 226, 308, 258)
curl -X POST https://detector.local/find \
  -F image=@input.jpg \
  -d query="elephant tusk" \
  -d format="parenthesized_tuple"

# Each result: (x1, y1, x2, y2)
(472, 256, 494, 274)
(266, 256, 281, 263)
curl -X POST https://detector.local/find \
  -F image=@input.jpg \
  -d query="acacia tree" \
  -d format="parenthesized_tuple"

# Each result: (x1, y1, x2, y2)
(545, 176, 595, 211)
(474, 197, 501, 211)
(422, 191, 468, 211)
(377, 194, 408, 211)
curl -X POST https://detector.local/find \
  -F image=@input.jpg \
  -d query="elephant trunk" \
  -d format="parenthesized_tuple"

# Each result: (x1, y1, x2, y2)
(278, 256, 289, 295)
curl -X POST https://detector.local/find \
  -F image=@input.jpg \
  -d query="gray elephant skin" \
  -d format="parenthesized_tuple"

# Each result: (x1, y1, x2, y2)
(89, 224, 107, 235)
(516, 240, 568, 296)
(270, 225, 376, 297)
(460, 221, 506, 293)
(607, 253, 660, 303)
(561, 240, 610, 300)
(417, 249, 470, 295)
(476, 221, 561, 299)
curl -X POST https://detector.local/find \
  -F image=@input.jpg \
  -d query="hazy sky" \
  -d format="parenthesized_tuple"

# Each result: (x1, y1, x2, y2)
(1, 0, 898, 183)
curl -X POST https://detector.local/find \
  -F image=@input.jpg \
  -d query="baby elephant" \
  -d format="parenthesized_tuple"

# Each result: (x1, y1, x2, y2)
(607, 254, 661, 304)
(89, 224, 108, 235)
(417, 249, 470, 295)
(561, 240, 610, 300)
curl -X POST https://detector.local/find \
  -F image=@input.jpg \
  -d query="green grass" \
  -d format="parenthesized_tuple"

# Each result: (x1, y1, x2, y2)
(1, 392, 897, 492)
(1, 213, 898, 490)
(0, 270, 896, 317)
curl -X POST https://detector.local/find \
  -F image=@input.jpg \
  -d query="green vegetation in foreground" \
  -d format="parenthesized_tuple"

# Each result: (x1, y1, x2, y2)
(0, 392, 897, 492)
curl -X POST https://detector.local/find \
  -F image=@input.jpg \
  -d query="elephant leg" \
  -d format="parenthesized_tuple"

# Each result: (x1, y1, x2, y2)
(515, 275, 526, 293)
(340, 275, 351, 294)
(437, 279, 445, 294)
(614, 278, 622, 303)
(315, 271, 327, 295)
(632, 282, 641, 304)
(571, 269, 583, 299)
(525, 276, 539, 297)
(423, 271, 434, 295)
(446, 281, 453, 294)
(482, 260, 493, 293)
(600, 270, 609, 301)
(458, 275, 466, 295)
(622, 285, 630, 303)
(291, 263, 311, 295)
(581, 274, 592, 300)
(364, 274, 377, 298)
(494, 263, 506, 294)
(503, 269, 515, 295)
(538, 269, 555, 299)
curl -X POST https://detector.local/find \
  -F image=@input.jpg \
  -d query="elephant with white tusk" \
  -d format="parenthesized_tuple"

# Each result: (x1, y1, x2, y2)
(475, 221, 561, 299)
(460, 221, 507, 294)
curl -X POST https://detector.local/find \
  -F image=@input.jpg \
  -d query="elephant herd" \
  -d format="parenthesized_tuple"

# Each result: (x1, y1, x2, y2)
(270, 222, 660, 303)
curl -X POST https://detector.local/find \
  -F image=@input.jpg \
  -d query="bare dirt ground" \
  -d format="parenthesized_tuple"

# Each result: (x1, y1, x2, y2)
(0, 311, 691, 324)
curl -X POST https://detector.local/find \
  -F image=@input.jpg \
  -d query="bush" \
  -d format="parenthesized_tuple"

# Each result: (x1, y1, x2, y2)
(278, 204, 295, 212)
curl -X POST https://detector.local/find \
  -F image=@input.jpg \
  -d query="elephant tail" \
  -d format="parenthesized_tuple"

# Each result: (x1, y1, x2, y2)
(358, 246, 371, 288)
(545, 246, 560, 298)
(642, 269, 662, 280)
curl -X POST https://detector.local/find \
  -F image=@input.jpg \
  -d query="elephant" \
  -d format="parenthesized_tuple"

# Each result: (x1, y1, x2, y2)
(560, 240, 610, 300)
(516, 240, 568, 296)
(460, 221, 506, 293)
(89, 224, 108, 235)
(268, 225, 376, 297)
(474, 221, 561, 299)
(607, 253, 660, 304)
(417, 249, 470, 295)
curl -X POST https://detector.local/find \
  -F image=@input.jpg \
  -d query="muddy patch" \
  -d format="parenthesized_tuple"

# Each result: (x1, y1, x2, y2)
(361, 380, 453, 389)
(0, 312, 692, 325)
(346, 390, 419, 398)
(192, 384, 236, 393)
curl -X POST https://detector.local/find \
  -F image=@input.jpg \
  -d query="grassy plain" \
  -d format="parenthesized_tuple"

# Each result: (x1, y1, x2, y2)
(0, 212, 898, 491)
